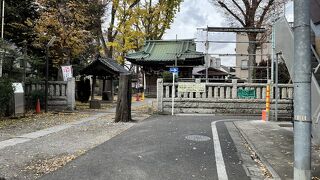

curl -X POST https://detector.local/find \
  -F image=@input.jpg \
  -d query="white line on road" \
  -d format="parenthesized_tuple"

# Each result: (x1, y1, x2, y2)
(211, 121, 228, 180)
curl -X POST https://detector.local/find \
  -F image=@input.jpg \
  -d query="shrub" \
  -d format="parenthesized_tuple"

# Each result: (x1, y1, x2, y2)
(0, 78, 14, 116)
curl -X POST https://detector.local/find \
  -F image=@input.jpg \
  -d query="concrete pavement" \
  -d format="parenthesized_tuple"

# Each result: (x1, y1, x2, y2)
(0, 99, 155, 179)
(41, 115, 261, 180)
(234, 120, 320, 179)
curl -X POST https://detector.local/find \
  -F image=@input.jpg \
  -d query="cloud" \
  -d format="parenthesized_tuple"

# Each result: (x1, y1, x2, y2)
(163, 0, 236, 66)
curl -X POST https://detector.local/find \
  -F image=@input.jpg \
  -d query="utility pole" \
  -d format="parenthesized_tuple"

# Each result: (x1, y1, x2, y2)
(1, 0, 4, 39)
(0, 0, 4, 78)
(293, 0, 311, 179)
(45, 36, 56, 113)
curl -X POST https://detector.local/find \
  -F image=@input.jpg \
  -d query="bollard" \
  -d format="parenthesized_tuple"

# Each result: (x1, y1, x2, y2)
(36, 98, 41, 113)
(264, 81, 271, 121)
(135, 93, 140, 101)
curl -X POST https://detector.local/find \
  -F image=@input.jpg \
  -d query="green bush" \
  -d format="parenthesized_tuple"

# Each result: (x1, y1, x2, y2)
(0, 78, 14, 116)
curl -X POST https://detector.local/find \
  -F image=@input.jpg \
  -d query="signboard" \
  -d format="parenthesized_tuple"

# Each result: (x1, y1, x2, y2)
(178, 82, 206, 93)
(237, 88, 256, 99)
(12, 83, 24, 93)
(169, 67, 179, 73)
(61, 66, 73, 81)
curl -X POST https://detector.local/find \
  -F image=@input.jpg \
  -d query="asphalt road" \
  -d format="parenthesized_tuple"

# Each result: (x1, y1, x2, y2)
(41, 115, 252, 180)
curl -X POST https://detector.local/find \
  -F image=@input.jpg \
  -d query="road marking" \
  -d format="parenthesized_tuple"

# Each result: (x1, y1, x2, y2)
(211, 121, 228, 180)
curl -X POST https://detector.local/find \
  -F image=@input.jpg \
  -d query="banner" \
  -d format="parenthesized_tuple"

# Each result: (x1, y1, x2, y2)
(61, 66, 73, 81)
(178, 82, 206, 93)
(237, 88, 256, 99)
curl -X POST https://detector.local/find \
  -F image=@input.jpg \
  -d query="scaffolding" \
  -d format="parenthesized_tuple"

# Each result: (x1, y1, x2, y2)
(196, 26, 271, 82)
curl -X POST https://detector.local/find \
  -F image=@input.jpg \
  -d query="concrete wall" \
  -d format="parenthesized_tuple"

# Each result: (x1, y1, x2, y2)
(162, 99, 292, 117)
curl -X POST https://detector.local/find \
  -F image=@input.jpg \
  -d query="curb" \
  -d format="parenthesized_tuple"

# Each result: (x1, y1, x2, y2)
(234, 122, 281, 180)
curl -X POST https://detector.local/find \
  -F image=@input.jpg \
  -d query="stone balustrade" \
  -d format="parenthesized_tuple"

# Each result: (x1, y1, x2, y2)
(157, 78, 294, 119)
(25, 78, 75, 111)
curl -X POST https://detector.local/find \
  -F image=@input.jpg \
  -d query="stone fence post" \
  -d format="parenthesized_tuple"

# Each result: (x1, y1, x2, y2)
(232, 79, 238, 99)
(67, 78, 75, 111)
(157, 78, 164, 113)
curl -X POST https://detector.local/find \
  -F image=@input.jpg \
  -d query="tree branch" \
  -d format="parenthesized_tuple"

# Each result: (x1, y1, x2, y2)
(231, 0, 246, 18)
(218, 1, 246, 27)
(257, 0, 274, 28)
(129, 0, 141, 9)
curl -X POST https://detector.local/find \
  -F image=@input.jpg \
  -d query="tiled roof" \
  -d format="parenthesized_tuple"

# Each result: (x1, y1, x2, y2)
(126, 39, 204, 63)
(80, 57, 129, 76)
(99, 58, 128, 74)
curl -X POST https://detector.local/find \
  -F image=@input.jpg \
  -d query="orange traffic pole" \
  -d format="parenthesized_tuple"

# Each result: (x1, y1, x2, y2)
(263, 81, 271, 121)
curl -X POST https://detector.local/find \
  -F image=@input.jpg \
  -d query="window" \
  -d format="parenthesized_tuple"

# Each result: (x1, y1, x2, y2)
(241, 60, 248, 70)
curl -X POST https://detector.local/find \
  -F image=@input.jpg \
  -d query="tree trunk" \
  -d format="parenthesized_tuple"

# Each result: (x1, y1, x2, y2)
(99, 27, 108, 57)
(247, 34, 258, 83)
(115, 74, 132, 122)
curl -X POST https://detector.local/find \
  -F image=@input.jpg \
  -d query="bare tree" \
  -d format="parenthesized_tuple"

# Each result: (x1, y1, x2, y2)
(210, 0, 287, 82)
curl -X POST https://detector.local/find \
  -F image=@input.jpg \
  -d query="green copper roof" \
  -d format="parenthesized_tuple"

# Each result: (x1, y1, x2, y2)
(126, 39, 204, 64)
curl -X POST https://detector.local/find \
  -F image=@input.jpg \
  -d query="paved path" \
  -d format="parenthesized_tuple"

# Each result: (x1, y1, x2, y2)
(41, 115, 257, 180)
(0, 99, 155, 179)
(0, 99, 155, 150)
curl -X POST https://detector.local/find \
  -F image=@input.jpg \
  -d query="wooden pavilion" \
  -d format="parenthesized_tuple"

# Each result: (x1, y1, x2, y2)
(80, 57, 128, 104)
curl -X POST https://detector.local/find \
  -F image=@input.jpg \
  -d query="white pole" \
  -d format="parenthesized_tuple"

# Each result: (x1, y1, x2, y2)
(172, 73, 175, 116)
(143, 72, 146, 90)
(205, 26, 209, 83)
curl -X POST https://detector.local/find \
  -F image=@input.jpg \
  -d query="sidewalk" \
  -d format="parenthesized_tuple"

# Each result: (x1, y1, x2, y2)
(0, 99, 155, 179)
(234, 120, 320, 180)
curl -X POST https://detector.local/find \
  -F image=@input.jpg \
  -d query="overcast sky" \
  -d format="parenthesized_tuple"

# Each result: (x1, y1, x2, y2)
(163, 0, 294, 67)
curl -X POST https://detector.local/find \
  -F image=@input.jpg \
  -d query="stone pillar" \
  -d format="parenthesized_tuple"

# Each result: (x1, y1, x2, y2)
(226, 87, 231, 99)
(219, 87, 225, 99)
(208, 87, 213, 98)
(106, 79, 114, 102)
(157, 78, 164, 113)
(91, 76, 96, 100)
(67, 78, 75, 110)
(281, 87, 287, 99)
(232, 79, 238, 99)
(214, 87, 219, 98)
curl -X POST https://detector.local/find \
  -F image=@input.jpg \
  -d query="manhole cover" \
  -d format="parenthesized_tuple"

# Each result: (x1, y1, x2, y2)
(185, 135, 211, 142)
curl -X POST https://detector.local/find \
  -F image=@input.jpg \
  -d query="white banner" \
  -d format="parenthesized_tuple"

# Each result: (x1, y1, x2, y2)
(178, 82, 206, 93)
(61, 66, 73, 81)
